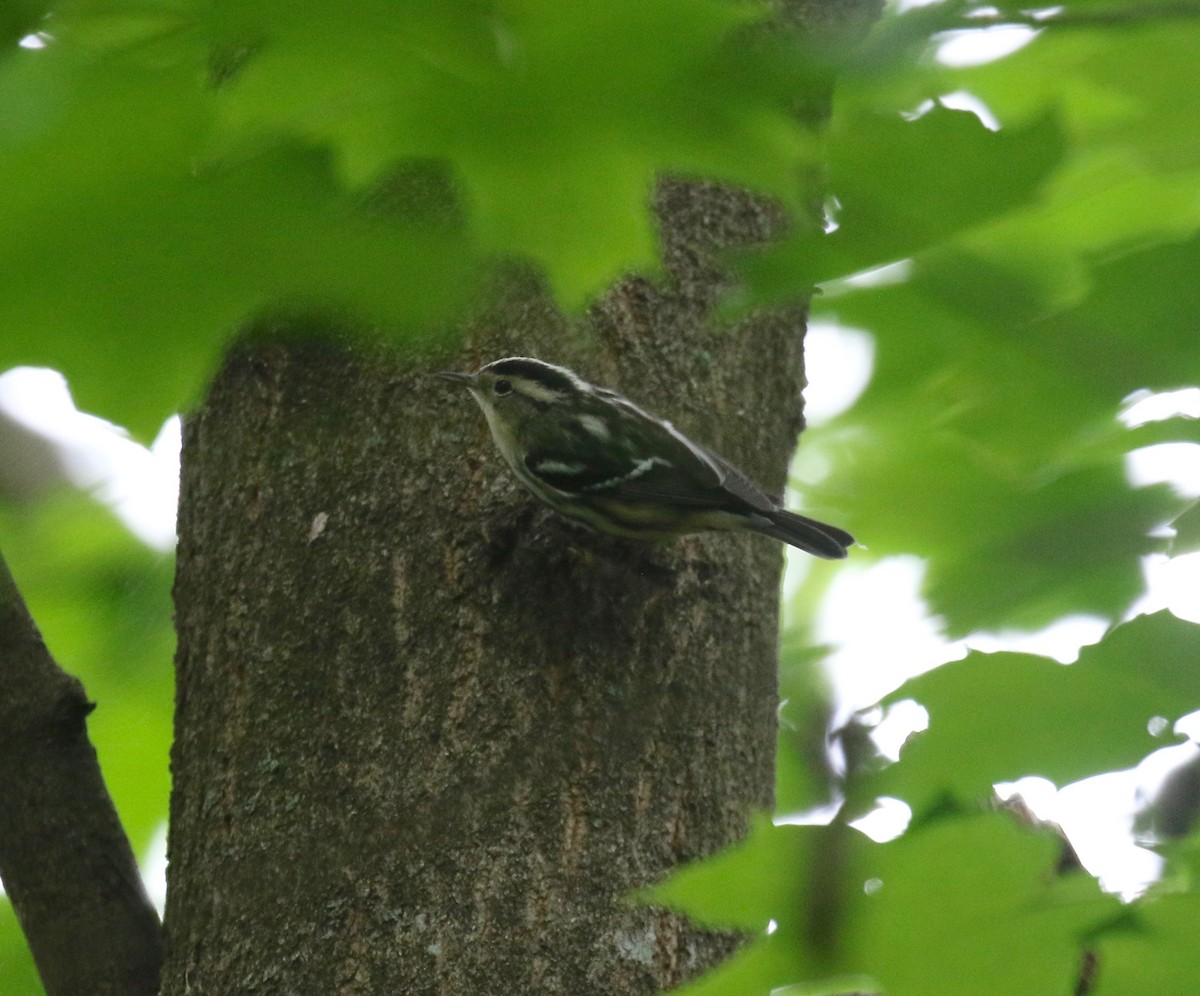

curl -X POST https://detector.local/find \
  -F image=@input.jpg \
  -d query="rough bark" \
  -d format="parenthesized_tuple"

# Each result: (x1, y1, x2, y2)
(162, 193, 793, 995)
(161, 5, 882, 993)
(0, 551, 162, 996)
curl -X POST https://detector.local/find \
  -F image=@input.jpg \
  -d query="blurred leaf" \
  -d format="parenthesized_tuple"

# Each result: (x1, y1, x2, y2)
(643, 815, 795, 931)
(0, 0, 833, 433)
(874, 612, 1200, 814)
(0, 898, 41, 996)
(0, 2, 44, 50)
(1171, 500, 1200, 555)
(736, 106, 1066, 298)
(922, 466, 1175, 635)
(848, 813, 1114, 996)
(821, 106, 1066, 281)
(653, 811, 1114, 996)
(1092, 836, 1200, 994)
(0, 49, 477, 437)
(959, 14, 1200, 174)
(649, 819, 875, 995)
(672, 932, 868, 996)
(1092, 891, 1200, 995)
(808, 237, 1199, 634)
(776, 634, 836, 816)
(809, 407, 1177, 635)
(200, 0, 817, 307)
(1022, 235, 1200, 395)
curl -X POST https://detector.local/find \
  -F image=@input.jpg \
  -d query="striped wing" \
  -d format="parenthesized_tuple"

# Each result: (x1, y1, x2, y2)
(522, 405, 775, 515)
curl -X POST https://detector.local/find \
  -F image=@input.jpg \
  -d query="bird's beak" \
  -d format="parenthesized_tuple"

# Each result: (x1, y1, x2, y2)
(433, 370, 474, 386)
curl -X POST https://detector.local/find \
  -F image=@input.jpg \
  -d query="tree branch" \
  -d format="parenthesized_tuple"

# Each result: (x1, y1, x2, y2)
(0, 549, 162, 996)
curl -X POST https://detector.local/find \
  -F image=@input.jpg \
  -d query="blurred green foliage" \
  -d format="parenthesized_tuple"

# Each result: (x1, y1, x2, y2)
(0, 0, 813, 438)
(3, 0, 1200, 993)
(653, 1, 1200, 994)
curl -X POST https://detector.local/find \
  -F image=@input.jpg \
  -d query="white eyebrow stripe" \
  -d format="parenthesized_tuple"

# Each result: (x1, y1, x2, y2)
(486, 356, 588, 392)
(519, 380, 567, 404)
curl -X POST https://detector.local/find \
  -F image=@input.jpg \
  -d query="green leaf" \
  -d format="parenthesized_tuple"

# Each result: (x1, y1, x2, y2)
(1022, 235, 1200, 395)
(959, 14, 1200, 177)
(0, 1, 834, 432)
(807, 236, 1200, 634)
(1092, 837, 1200, 994)
(202, 0, 815, 306)
(807, 395, 1176, 635)
(0, 898, 41, 996)
(821, 106, 1066, 282)
(1092, 890, 1200, 995)
(874, 612, 1200, 814)
(1171, 500, 1200, 556)
(650, 812, 1115, 996)
(0, 1, 44, 50)
(776, 635, 837, 816)
(642, 815, 794, 931)
(0, 46, 477, 435)
(848, 814, 1114, 996)
(647, 819, 877, 994)
(671, 932, 867, 996)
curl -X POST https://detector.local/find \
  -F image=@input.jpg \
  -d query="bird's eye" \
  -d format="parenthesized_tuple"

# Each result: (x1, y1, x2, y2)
(493, 379, 513, 397)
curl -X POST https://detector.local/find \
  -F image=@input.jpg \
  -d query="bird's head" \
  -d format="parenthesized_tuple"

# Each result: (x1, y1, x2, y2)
(435, 356, 590, 453)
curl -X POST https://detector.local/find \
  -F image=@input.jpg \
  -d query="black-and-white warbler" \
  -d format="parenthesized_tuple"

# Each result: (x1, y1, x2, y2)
(436, 357, 853, 559)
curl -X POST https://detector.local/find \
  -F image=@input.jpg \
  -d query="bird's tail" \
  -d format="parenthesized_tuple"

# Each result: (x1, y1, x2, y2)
(751, 508, 854, 559)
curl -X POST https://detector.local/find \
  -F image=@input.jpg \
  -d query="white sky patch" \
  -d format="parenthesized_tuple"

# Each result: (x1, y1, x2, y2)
(788, 438, 835, 493)
(803, 322, 875, 426)
(939, 89, 1001, 131)
(1125, 443, 1200, 496)
(936, 24, 1040, 68)
(852, 796, 912, 842)
(901, 92, 1000, 131)
(1121, 387, 1200, 426)
(1176, 710, 1200, 741)
(0, 367, 179, 550)
(900, 98, 936, 123)
(994, 772, 1164, 899)
(965, 614, 1109, 663)
(1055, 773, 1163, 899)
(816, 556, 968, 716)
(1131, 553, 1200, 624)
(141, 820, 169, 914)
(823, 259, 914, 298)
(871, 698, 929, 761)
(822, 195, 842, 233)
(996, 775, 1059, 821)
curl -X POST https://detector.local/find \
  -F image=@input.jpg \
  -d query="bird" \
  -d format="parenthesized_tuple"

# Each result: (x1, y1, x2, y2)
(435, 356, 853, 559)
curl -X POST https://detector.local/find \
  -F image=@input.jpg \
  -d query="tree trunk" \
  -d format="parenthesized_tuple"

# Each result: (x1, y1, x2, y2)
(162, 194, 795, 996)
(161, 12, 879, 995)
